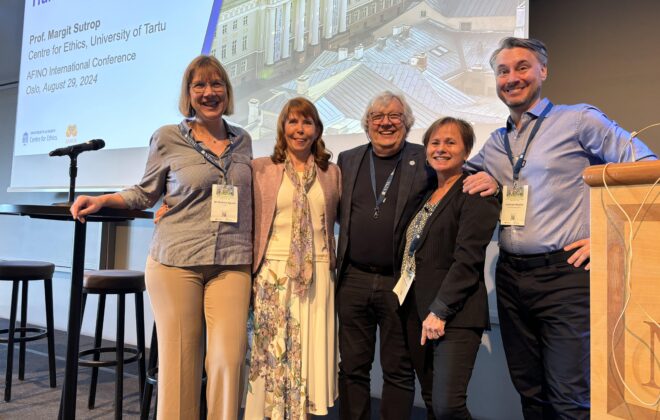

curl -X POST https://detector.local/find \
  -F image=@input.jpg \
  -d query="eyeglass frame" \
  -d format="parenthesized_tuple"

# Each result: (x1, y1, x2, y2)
(369, 112, 404, 124)
(189, 80, 227, 94)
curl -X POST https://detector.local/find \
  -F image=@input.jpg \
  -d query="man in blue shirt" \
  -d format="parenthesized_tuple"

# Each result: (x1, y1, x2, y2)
(465, 37, 656, 419)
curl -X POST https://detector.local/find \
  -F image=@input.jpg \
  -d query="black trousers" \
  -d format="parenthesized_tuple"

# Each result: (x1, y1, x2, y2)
(496, 258, 590, 420)
(402, 287, 435, 419)
(404, 287, 482, 420)
(337, 264, 415, 420)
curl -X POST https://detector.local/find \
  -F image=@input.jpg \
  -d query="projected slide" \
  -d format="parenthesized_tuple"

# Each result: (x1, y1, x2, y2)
(14, 0, 218, 156)
(213, 0, 527, 158)
(11, 0, 526, 191)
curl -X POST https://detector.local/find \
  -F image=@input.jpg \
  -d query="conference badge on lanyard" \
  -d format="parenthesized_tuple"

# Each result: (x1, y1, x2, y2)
(211, 184, 238, 223)
(393, 232, 421, 305)
(393, 269, 415, 305)
(499, 102, 552, 227)
(500, 184, 528, 226)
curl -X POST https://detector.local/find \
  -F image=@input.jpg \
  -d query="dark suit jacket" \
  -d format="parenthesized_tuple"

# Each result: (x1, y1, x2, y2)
(406, 172, 500, 329)
(336, 142, 434, 282)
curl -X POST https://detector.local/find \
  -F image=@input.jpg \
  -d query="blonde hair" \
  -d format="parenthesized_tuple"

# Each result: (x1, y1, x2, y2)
(178, 55, 234, 117)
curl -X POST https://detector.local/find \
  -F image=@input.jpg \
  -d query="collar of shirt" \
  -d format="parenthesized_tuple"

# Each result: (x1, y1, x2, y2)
(179, 118, 242, 142)
(505, 97, 552, 132)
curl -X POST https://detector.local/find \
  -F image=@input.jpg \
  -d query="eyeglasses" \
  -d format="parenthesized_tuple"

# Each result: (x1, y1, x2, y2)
(370, 112, 404, 124)
(190, 80, 226, 93)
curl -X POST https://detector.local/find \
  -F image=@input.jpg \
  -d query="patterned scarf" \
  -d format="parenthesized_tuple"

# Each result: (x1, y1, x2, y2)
(284, 154, 316, 296)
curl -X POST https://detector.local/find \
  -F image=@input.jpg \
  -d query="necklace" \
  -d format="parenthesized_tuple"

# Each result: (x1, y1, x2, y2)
(191, 121, 227, 144)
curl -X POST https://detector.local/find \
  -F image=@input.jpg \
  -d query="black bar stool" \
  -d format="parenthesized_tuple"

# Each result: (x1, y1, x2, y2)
(0, 260, 57, 402)
(78, 269, 146, 419)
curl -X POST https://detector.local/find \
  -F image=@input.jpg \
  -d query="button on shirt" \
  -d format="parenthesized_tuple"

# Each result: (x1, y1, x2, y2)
(118, 119, 253, 267)
(468, 98, 657, 254)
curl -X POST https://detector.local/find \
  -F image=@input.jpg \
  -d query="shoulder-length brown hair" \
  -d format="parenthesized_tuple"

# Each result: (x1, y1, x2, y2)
(422, 116, 475, 156)
(178, 55, 234, 118)
(271, 97, 332, 170)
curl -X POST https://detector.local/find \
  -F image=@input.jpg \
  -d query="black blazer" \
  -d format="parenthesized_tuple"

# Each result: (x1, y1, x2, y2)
(336, 142, 434, 282)
(406, 172, 500, 329)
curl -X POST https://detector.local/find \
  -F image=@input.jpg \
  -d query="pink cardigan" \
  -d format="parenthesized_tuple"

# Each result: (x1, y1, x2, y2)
(252, 157, 341, 274)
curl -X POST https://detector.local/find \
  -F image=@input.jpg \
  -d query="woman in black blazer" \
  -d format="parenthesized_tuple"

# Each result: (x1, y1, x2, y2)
(394, 117, 500, 419)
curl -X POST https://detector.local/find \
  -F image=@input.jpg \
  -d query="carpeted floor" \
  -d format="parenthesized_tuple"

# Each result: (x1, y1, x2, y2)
(0, 317, 144, 419)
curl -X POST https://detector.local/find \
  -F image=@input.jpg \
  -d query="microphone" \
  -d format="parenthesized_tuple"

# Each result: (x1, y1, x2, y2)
(49, 139, 105, 157)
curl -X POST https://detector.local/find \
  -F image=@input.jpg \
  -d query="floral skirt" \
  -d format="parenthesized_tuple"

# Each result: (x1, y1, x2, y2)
(245, 258, 337, 420)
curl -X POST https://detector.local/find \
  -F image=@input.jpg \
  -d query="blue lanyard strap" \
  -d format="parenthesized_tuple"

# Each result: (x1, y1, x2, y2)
(179, 123, 232, 180)
(369, 145, 403, 219)
(503, 102, 553, 182)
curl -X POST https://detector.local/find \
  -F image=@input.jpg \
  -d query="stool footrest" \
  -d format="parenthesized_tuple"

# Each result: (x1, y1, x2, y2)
(0, 327, 48, 343)
(146, 367, 158, 385)
(79, 346, 141, 368)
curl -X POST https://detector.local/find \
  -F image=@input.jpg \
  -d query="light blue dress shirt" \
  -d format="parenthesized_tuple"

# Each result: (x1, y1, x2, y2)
(468, 98, 657, 254)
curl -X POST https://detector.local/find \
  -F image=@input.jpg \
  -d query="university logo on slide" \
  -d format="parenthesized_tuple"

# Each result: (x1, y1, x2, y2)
(65, 124, 78, 144)
(22, 132, 28, 146)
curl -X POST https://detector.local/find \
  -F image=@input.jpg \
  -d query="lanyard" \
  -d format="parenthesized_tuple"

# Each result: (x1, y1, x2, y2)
(369, 145, 403, 219)
(179, 123, 233, 181)
(503, 102, 553, 183)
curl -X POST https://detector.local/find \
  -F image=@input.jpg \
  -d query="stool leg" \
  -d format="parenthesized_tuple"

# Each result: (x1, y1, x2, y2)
(135, 292, 146, 401)
(200, 376, 207, 420)
(80, 293, 87, 331)
(141, 324, 158, 420)
(44, 278, 57, 388)
(4, 280, 20, 402)
(153, 390, 158, 419)
(88, 294, 106, 409)
(74, 288, 88, 415)
(18, 280, 28, 381)
(115, 294, 126, 420)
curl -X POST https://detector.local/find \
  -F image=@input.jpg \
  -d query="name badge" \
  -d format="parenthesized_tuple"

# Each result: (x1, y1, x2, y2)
(500, 184, 528, 226)
(211, 184, 238, 223)
(393, 269, 415, 305)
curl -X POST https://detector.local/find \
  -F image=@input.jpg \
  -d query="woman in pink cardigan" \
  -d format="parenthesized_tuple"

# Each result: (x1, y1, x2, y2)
(245, 97, 341, 419)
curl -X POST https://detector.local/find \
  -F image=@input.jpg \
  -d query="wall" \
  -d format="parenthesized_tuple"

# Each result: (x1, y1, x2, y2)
(529, 0, 660, 153)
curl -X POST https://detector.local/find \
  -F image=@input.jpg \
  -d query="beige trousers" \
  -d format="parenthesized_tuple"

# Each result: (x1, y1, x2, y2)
(145, 256, 251, 420)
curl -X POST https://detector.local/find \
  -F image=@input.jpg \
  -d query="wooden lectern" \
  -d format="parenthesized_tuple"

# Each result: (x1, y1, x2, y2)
(584, 161, 660, 418)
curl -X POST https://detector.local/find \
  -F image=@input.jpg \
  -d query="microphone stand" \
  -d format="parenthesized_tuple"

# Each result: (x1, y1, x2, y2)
(68, 152, 79, 204)
(49, 138, 105, 206)
(52, 152, 80, 206)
